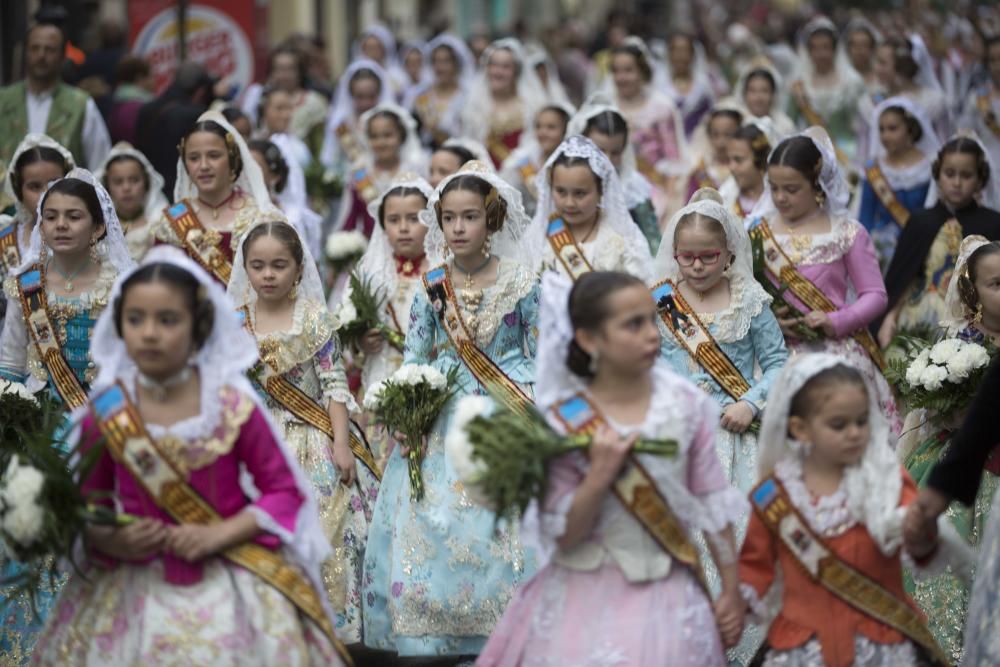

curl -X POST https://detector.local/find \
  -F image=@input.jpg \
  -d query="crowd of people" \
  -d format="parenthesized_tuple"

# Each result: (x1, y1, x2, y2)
(1, 3, 1000, 665)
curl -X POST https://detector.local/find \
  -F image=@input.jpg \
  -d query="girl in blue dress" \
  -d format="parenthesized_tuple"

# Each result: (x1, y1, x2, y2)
(362, 160, 537, 658)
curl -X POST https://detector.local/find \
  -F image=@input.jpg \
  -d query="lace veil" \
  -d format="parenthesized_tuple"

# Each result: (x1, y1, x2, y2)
(94, 142, 168, 225)
(320, 59, 393, 169)
(866, 95, 940, 163)
(941, 234, 993, 335)
(3, 134, 76, 223)
(358, 102, 428, 173)
(924, 131, 1000, 211)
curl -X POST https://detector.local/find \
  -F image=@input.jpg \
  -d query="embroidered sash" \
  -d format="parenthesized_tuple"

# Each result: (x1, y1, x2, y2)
(746, 217, 886, 370)
(335, 122, 365, 165)
(865, 160, 911, 228)
(545, 215, 594, 280)
(350, 167, 380, 204)
(750, 476, 951, 667)
(791, 82, 850, 167)
(16, 265, 87, 408)
(651, 279, 752, 401)
(635, 154, 672, 191)
(552, 393, 708, 592)
(237, 307, 381, 479)
(88, 383, 354, 665)
(0, 223, 21, 274)
(422, 265, 532, 415)
(977, 87, 1000, 140)
(163, 200, 232, 284)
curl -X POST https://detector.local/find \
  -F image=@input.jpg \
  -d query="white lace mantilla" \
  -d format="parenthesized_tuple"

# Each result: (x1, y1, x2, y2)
(775, 459, 858, 538)
(459, 259, 535, 349)
(876, 156, 933, 192)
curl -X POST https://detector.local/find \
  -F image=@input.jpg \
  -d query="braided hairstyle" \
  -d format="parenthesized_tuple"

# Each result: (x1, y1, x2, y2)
(434, 175, 507, 232)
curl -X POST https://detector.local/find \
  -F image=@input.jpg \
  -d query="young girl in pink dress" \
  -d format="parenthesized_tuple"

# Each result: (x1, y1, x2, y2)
(479, 270, 747, 666)
(31, 246, 348, 666)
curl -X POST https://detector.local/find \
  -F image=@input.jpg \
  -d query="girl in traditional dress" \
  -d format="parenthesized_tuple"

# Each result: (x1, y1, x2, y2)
(460, 38, 550, 169)
(734, 58, 797, 141)
(96, 142, 168, 263)
(872, 36, 951, 144)
(527, 135, 654, 282)
(241, 45, 329, 150)
(686, 105, 742, 199)
(788, 17, 866, 166)
(959, 37, 1000, 179)
(0, 134, 74, 330)
(32, 245, 348, 666)
(334, 102, 427, 238)
(751, 128, 901, 434)
(609, 37, 690, 221)
(319, 59, 392, 178)
(479, 270, 748, 666)
(739, 353, 969, 667)
(228, 220, 379, 649)
(664, 33, 717, 138)
(248, 139, 324, 263)
(652, 189, 788, 664)
(352, 25, 409, 101)
(363, 161, 537, 658)
(858, 97, 939, 270)
(399, 41, 431, 103)
(0, 169, 133, 663)
(844, 18, 883, 95)
(428, 142, 476, 189)
(572, 95, 661, 254)
(899, 236, 1000, 662)
(153, 110, 275, 286)
(719, 119, 776, 220)
(500, 103, 573, 217)
(404, 34, 475, 149)
(254, 86, 312, 169)
(878, 136, 1000, 347)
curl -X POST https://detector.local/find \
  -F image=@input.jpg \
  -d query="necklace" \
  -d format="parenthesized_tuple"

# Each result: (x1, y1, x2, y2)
(454, 254, 492, 335)
(137, 366, 193, 402)
(576, 216, 600, 244)
(47, 257, 90, 292)
(197, 189, 239, 221)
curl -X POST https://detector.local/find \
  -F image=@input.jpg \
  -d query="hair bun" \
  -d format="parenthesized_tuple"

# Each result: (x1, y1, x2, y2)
(688, 188, 724, 205)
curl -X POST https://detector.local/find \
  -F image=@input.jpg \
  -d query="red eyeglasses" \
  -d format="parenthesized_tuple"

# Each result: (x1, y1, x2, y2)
(673, 250, 723, 267)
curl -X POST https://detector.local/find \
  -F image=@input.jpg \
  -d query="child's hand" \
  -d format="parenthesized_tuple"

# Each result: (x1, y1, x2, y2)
(96, 518, 168, 561)
(586, 425, 638, 489)
(721, 402, 754, 434)
(167, 524, 228, 562)
(714, 589, 746, 648)
(802, 310, 835, 337)
(904, 488, 949, 559)
(332, 439, 357, 486)
(359, 329, 385, 356)
(395, 431, 427, 458)
(776, 314, 803, 339)
(877, 311, 898, 349)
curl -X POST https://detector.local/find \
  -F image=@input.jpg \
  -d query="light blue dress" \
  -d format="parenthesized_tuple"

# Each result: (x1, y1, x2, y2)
(362, 259, 538, 657)
(0, 267, 109, 665)
(657, 274, 787, 667)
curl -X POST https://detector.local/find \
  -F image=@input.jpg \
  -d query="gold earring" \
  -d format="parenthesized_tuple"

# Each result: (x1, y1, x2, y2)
(975, 302, 984, 324)
(89, 239, 100, 263)
(483, 235, 492, 258)
(290, 279, 300, 301)
(814, 191, 825, 207)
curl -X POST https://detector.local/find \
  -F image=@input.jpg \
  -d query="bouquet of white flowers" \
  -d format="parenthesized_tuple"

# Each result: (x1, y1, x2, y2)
(324, 230, 368, 273)
(446, 395, 678, 523)
(886, 336, 996, 418)
(364, 364, 460, 500)
(336, 273, 405, 352)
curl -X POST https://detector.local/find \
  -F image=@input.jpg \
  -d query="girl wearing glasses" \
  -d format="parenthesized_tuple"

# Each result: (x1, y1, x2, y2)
(652, 188, 788, 665)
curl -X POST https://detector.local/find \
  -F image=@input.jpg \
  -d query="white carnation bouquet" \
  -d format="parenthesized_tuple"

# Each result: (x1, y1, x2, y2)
(324, 230, 368, 273)
(335, 273, 405, 352)
(446, 395, 678, 523)
(364, 364, 460, 500)
(887, 336, 996, 419)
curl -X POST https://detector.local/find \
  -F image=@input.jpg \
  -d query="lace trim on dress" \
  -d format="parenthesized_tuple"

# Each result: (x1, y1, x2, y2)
(463, 259, 535, 348)
(762, 635, 919, 667)
(249, 297, 336, 374)
(710, 272, 770, 343)
(775, 459, 857, 537)
(772, 215, 859, 266)
(878, 155, 933, 191)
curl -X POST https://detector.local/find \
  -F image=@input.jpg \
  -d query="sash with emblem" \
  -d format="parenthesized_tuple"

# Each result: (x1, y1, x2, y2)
(747, 217, 886, 370)
(88, 383, 354, 665)
(238, 306, 381, 479)
(163, 201, 232, 284)
(552, 393, 708, 592)
(16, 265, 88, 408)
(545, 215, 594, 280)
(977, 87, 1000, 141)
(750, 476, 951, 667)
(0, 223, 21, 274)
(865, 160, 911, 228)
(651, 279, 754, 404)
(790, 82, 850, 167)
(422, 265, 532, 415)
(350, 167, 380, 205)
(335, 122, 365, 165)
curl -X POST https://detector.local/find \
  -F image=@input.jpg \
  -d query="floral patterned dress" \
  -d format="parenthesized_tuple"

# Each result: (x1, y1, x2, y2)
(245, 297, 379, 644)
(362, 259, 538, 656)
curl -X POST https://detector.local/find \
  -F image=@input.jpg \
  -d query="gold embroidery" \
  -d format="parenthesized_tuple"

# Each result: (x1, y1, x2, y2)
(156, 387, 254, 476)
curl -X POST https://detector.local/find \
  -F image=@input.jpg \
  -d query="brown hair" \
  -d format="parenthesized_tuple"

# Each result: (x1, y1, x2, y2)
(567, 271, 647, 378)
(957, 241, 1000, 315)
(378, 185, 428, 227)
(241, 220, 304, 268)
(114, 262, 214, 349)
(789, 364, 867, 421)
(434, 175, 507, 232)
(179, 120, 243, 180)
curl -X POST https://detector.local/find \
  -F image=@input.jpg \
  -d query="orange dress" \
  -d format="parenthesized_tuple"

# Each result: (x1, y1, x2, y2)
(739, 466, 923, 667)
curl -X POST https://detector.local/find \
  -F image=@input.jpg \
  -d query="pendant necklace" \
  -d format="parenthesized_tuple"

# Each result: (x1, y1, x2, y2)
(47, 257, 90, 292)
(198, 189, 238, 221)
(137, 366, 193, 402)
(455, 254, 492, 336)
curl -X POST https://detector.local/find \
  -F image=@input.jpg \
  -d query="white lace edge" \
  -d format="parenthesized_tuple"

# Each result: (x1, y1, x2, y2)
(775, 458, 858, 536)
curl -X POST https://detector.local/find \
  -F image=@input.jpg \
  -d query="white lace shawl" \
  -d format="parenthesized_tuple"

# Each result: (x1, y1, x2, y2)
(793, 16, 866, 119)
(569, 93, 649, 208)
(319, 59, 394, 170)
(941, 234, 992, 335)
(527, 135, 653, 282)
(358, 101, 429, 174)
(3, 133, 76, 223)
(94, 141, 169, 228)
(866, 95, 941, 165)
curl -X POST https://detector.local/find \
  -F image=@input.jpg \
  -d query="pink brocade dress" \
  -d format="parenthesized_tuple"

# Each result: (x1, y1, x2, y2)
(478, 364, 745, 667)
(30, 387, 342, 666)
(767, 217, 902, 435)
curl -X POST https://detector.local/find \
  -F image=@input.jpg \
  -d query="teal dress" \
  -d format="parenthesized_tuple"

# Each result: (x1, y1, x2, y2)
(362, 259, 539, 656)
(0, 267, 107, 665)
